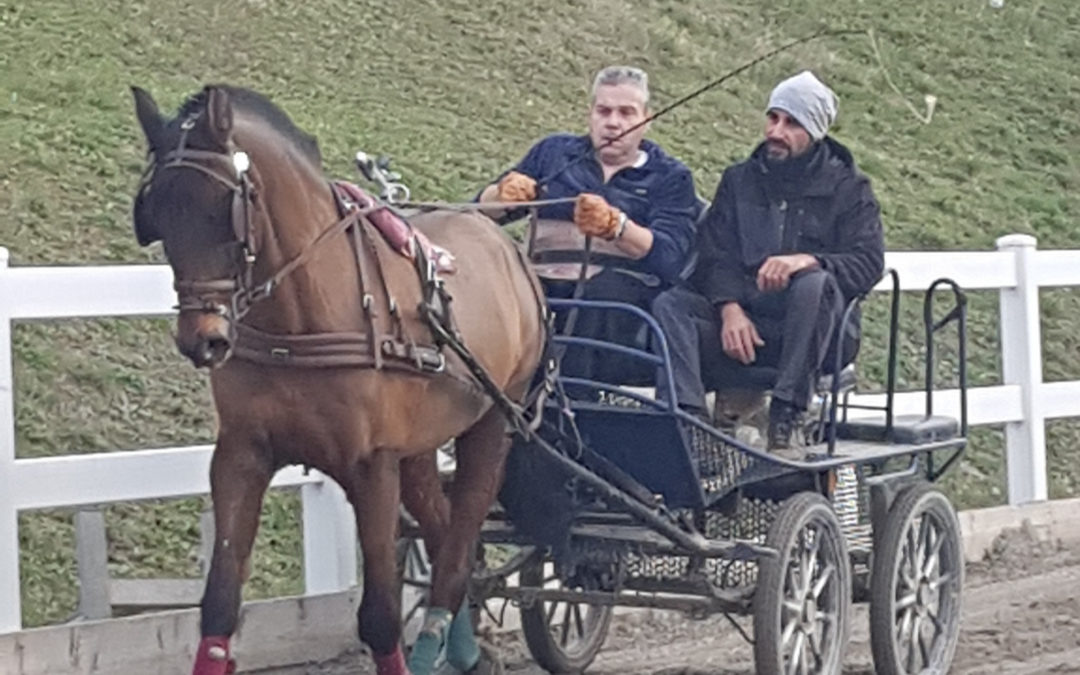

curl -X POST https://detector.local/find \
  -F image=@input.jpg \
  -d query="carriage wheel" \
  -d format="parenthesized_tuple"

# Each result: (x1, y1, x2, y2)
(869, 484, 963, 675)
(518, 557, 613, 673)
(753, 492, 852, 675)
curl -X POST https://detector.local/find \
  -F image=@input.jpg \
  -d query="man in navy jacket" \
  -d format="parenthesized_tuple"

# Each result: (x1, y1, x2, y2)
(654, 71, 885, 455)
(479, 66, 700, 384)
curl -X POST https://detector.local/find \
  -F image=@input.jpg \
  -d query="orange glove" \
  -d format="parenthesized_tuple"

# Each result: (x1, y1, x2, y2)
(574, 193, 621, 240)
(496, 171, 537, 202)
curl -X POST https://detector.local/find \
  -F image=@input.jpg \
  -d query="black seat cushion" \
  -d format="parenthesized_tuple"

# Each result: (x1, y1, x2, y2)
(836, 413, 959, 444)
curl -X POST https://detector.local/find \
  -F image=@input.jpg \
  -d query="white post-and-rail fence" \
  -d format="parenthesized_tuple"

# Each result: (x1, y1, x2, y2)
(1, 233, 1078, 634)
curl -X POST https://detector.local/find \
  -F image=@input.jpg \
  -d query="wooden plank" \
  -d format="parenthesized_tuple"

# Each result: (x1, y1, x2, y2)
(11, 448, 319, 511)
(73, 510, 111, 620)
(109, 579, 204, 611)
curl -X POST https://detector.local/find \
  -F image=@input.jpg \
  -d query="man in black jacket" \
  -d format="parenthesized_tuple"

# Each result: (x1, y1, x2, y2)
(653, 71, 884, 455)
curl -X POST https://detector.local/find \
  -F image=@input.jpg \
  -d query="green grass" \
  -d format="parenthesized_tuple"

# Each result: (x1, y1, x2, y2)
(2, 0, 1078, 627)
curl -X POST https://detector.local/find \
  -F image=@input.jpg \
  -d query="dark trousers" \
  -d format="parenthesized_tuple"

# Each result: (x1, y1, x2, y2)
(652, 268, 851, 413)
(545, 268, 664, 386)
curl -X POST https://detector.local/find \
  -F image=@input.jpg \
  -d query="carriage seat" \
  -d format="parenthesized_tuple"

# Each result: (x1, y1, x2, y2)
(835, 413, 960, 445)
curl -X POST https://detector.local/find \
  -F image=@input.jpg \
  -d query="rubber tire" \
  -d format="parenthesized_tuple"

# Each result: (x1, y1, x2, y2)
(518, 557, 613, 673)
(869, 484, 963, 675)
(754, 492, 852, 675)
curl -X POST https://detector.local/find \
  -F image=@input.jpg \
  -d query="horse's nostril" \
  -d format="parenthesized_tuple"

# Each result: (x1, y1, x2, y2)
(206, 336, 232, 365)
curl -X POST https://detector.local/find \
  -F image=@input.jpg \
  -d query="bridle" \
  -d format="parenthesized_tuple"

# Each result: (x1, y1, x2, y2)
(136, 112, 361, 329)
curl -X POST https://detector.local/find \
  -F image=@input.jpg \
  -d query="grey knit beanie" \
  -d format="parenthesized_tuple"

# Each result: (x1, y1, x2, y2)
(766, 71, 838, 141)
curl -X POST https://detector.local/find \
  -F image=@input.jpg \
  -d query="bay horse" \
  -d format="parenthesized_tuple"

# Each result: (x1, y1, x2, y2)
(130, 84, 546, 675)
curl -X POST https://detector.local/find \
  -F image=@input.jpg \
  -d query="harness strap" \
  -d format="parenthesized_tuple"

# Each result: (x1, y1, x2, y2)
(233, 324, 445, 372)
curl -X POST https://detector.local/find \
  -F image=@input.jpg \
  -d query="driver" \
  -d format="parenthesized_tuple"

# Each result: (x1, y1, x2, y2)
(477, 65, 700, 384)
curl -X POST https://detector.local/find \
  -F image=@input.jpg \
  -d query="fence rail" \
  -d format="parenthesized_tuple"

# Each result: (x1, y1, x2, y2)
(2, 233, 1078, 633)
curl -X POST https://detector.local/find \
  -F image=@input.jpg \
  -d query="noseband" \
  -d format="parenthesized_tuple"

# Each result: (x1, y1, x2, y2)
(137, 113, 361, 326)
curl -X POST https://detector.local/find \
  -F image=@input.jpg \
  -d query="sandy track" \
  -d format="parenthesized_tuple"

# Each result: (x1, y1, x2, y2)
(256, 530, 1080, 674)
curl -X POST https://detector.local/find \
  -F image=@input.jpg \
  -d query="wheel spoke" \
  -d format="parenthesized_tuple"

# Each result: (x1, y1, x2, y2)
(784, 599, 804, 616)
(806, 527, 821, 589)
(559, 602, 572, 647)
(895, 592, 918, 613)
(545, 600, 559, 626)
(916, 515, 930, 563)
(928, 570, 953, 591)
(902, 525, 920, 587)
(811, 562, 835, 600)
(781, 616, 799, 648)
(788, 631, 806, 675)
(922, 524, 945, 578)
(905, 614, 923, 672)
(896, 606, 913, 643)
(807, 623, 825, 664)
(918, 621, 933, 667)
(927, 604, 945, 635)
(572, 602, 585, 640)
(786, 562, 801, 599)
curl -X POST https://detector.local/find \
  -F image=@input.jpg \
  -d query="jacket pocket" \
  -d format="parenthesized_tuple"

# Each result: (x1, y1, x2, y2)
(736, 204, 779, 266)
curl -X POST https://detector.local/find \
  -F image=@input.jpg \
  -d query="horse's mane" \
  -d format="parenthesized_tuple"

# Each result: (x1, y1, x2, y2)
(176, 84, 323, 168)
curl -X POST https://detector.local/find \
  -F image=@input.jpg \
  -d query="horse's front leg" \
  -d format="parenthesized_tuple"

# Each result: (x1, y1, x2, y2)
(193, 435, 273, 675)
(349, 450, 410, 675)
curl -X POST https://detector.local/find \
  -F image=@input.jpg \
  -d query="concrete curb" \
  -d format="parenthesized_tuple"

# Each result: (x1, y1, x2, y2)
(2, 497, 1079, 674)
(958, 496, 1080, 562)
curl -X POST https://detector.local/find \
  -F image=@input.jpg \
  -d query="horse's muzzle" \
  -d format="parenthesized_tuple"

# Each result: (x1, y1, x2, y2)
(175, 311, 234, 368)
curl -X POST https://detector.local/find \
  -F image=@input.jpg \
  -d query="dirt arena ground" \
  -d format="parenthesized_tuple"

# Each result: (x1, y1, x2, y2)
(259, 528, 1080, 674)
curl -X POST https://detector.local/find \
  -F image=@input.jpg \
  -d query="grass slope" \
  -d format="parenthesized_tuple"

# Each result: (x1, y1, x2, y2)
(1, 0, 1077, 626)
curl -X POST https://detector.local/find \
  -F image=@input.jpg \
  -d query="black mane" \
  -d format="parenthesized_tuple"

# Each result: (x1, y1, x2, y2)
(174, 84, 322, 166)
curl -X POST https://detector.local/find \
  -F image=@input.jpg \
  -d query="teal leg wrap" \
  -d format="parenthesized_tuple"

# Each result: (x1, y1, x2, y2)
(407, 607, 453, 675)
(445, 599, 480, 672)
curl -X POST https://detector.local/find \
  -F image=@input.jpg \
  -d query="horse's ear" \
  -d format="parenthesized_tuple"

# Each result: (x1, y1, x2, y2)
(131, 86, 164, 151)
(205, 86, 234, 147)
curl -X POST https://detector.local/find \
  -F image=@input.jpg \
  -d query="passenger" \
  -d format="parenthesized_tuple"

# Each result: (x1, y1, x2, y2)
(653, 71, 885, 455)
(477, 65, 700, 385)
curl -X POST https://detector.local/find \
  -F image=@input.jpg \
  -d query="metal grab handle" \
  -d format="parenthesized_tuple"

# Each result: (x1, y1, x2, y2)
(354, 151, 411, 204)
(923, 277, 969, 436)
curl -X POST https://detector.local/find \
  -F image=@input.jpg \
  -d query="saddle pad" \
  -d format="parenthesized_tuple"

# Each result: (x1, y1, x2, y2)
(334, 181, 455, 273)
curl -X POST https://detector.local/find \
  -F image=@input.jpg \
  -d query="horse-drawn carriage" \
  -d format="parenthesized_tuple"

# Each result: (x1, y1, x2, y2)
(379, 160, 971, 674)
(130, 84, 968, 675)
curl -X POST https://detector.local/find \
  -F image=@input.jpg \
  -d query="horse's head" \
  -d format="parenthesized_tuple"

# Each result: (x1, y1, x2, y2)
(131, 85, 263, 368)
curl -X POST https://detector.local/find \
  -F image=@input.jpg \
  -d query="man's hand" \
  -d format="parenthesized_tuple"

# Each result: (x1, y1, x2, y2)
(720, 302, 764, 365)
(496, 171, 537, 202)
(574, 193, 621, 240)
(756, 253, 819, 292)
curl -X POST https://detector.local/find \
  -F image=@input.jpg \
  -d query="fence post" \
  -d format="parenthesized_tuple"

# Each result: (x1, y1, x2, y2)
(301, 474, 357, 595)
(0, 248, 22, 633)
(997, 234, 1048, 504)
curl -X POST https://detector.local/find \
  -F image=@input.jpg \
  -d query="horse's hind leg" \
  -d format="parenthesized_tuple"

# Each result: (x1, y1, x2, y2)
(409, 408, 510, 675)
(401, 452, 479, 671)
(349, 450, 410, 675)
(193, 438, 273, 675)
(400, 453, 450, 560)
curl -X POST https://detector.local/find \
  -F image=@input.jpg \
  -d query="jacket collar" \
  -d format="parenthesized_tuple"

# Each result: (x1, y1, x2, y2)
(750, 137, 857, 198)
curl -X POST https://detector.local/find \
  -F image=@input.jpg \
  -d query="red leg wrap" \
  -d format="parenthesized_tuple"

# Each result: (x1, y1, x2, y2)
(374, 644, 410, 675)
(192, 636, 236, 675)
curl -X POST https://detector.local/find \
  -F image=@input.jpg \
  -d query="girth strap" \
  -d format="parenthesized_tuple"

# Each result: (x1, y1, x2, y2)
(233, 324, 445, 372)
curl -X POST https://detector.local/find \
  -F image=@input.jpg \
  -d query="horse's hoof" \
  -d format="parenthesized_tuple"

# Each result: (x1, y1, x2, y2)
(465, 644, 504, 675)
